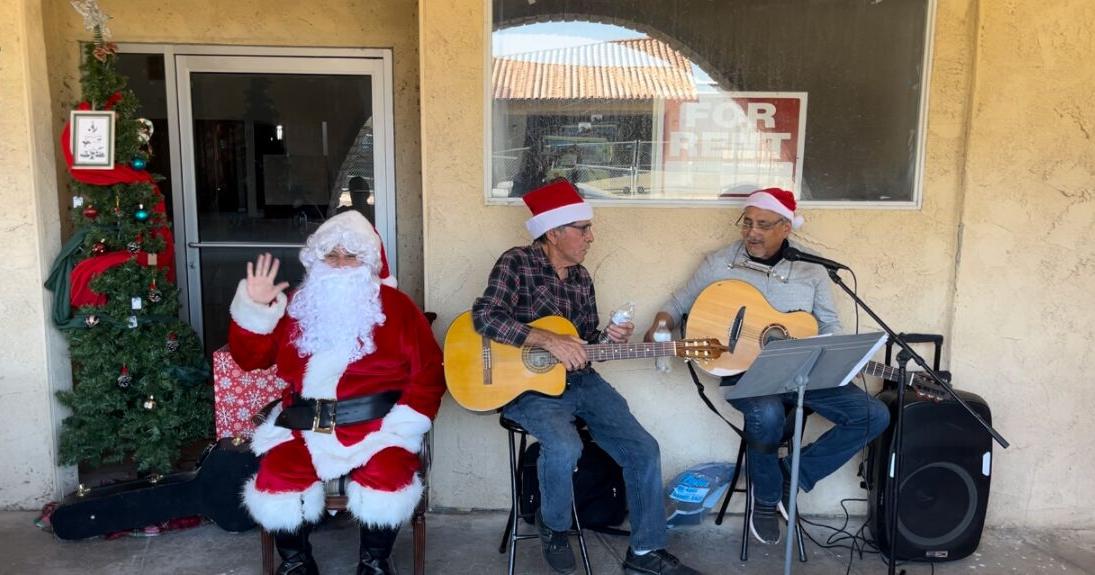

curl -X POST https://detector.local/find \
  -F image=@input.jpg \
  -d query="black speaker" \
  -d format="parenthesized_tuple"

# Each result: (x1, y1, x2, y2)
(866, 386, 992, 562)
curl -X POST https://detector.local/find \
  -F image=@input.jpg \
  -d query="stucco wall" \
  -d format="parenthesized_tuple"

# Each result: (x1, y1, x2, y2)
(423, 0, 1095, 528)
(0, 0, 76, 508)
(950, 0, 1095, 528)
(422, 0, 973, 516)
(41, 0, 426, 304)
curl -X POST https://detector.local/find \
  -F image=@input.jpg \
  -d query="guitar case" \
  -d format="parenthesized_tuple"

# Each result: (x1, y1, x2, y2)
(52, 438, 259, 540)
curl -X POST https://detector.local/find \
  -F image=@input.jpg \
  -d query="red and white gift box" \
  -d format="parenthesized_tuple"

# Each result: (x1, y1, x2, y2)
(212, 346, 290, 439)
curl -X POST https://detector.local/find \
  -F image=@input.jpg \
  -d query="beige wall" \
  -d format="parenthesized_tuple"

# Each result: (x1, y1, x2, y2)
(41, 0, 426, 303)
(950, 0, 1095, 527)
(422, 0, 1095, 528)
(0, 0, 76, 508)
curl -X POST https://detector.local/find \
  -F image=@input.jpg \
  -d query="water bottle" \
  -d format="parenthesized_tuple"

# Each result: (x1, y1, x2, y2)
(653, 319, 672, 372)
(599, 302, 635, 343)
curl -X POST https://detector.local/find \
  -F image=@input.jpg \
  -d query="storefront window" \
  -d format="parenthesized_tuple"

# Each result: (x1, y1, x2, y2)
(490, 0, 932, 204)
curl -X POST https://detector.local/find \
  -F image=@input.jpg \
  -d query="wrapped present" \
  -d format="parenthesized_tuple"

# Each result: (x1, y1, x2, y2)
(212, 346, 289, 439)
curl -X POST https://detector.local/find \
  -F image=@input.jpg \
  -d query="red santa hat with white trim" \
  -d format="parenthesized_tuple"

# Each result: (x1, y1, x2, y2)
(300, 210, 396, 287)
(745, 187, 805, 230)
(522, 178, 593, 239)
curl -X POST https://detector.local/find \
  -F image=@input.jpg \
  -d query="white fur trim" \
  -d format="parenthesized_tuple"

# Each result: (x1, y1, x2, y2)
(525, 202, 593, 239)
(745, 191, 805, 229)
(346, 474, 424, 528)
(249, 402, 295, 455)
(381, 404, 432, 437)
(229, 279, 287, 335)
(241, 476, 325, 532)
(300, 347, 350, 400)
(303, 427, 424, 481)
(380, 275, 397, 288)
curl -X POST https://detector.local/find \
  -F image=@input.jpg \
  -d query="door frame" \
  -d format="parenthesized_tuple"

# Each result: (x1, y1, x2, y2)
(116, 44, 396, 343)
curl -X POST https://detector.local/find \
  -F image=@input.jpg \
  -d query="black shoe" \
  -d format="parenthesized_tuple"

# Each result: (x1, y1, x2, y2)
(536, 512, 576, 575)
(273, 527, 319, 575)
(358, 525, 399, 575)
(623, 548, 703, 575)
(749, 487, 782, 545)
(777, 459, 798, 521)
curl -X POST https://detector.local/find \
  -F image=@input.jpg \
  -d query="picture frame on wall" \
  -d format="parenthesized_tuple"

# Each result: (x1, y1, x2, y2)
(70, 110, 115, 169)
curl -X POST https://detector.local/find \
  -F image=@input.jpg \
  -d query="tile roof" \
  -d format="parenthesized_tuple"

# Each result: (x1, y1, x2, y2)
(493, 37, 697, 101)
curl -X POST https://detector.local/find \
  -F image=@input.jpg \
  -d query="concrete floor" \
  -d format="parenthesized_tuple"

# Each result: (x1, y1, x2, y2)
(2, 510, 1094, 575)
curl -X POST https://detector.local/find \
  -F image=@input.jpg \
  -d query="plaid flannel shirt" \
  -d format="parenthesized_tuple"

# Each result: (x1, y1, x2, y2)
(472, 244, 601, 346)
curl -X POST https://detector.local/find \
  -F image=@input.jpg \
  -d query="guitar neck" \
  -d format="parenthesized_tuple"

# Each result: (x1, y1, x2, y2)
(584, 341, 679, 362)
(862, 360, 901, 383)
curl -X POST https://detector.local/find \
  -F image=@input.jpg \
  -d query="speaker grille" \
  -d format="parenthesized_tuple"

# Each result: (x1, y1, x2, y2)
(897, 462, 979, 547)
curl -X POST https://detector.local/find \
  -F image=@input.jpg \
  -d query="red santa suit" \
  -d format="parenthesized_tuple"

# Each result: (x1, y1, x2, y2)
(227, 215, 444, 533)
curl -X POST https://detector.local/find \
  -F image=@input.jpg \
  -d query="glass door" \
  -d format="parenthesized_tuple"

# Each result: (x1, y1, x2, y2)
(176, 54, 394, 351)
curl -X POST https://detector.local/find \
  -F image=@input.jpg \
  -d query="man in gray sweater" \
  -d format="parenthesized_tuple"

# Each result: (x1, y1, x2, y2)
(645, 188, 889, 545)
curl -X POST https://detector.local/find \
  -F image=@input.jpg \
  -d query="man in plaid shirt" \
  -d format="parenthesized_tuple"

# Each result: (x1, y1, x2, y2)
(472, 179, 702, 575)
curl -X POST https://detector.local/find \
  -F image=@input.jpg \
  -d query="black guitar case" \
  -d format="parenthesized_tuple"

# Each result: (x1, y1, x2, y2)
(52, 438, 259, 540)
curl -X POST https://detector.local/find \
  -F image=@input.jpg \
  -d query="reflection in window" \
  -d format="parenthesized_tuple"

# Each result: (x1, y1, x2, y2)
(491, 1, 930, 203)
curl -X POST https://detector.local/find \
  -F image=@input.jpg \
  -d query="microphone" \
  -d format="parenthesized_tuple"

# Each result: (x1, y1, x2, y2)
(783, 247, 850, 271)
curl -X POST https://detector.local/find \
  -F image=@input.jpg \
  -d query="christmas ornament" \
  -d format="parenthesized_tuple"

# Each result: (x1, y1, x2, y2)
(126, 241, 140, 254)
(148, 280, 162, 303)
(84, 315, 99, 328)
(143, 395, 156, 410)
(73, 195, 85, 208)
(76, 484, 91, 497)
(82, 205, 99, 220)
(91, 240, 107, 256)
(165, 332, 179, 352)
(117, 366, 132, 388)
(131, 157, 147, 170)
(113, 195, 122, 216)
(134, 204, 150, 222)
(136, 118, 154, 144)
(71, 0, 112, 40)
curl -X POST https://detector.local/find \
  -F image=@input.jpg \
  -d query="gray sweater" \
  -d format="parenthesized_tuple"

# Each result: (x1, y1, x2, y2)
(661, 239, 842, 336)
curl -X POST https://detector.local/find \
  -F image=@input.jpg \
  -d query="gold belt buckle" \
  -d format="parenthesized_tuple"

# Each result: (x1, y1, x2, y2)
(311, 399, 336, 434)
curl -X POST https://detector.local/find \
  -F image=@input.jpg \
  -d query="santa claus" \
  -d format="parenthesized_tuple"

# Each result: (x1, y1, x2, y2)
(228, 210, 445, 575)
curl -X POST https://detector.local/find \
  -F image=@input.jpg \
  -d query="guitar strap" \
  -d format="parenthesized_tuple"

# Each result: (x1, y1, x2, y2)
(684, 359, 744, 438)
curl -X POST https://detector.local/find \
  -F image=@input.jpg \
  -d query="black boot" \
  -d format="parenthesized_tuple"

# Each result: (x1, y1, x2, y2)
(357, 525, 400, 575)
(274, 525, 319, 575)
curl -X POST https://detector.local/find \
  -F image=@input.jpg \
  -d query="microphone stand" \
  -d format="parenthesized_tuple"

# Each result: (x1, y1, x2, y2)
(821, 267, 1008, 575)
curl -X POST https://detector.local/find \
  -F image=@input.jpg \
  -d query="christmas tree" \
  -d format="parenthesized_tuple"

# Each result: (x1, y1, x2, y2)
(46, 1, 212, 475)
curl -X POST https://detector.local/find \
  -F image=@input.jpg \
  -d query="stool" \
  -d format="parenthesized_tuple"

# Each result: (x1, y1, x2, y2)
(498, 416, 593, 575)
(715, 408, 810, 563)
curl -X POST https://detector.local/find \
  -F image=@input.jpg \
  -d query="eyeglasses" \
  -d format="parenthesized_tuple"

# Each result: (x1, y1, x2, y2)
(563, 223, 594, 235)
(736, 215, 787, 232)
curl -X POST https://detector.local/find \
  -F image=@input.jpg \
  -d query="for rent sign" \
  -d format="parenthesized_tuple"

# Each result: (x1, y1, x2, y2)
(658, 92, 806, 199)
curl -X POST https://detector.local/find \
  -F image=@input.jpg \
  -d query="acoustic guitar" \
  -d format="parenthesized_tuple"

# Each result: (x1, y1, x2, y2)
(443, 311, 726, 411)
(685, 280, 917, 386)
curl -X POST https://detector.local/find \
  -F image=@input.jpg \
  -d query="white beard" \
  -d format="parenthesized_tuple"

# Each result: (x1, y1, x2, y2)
(287, 262, 385, 363)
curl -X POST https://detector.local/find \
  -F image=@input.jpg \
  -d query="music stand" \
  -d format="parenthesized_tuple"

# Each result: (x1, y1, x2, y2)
(728, 332, 887, 575)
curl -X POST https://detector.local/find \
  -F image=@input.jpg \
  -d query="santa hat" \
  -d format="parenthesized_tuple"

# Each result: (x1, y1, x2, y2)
(744, 188, 804, 230)
(300, 210, 396, 287)
(522, 179, 593, 239)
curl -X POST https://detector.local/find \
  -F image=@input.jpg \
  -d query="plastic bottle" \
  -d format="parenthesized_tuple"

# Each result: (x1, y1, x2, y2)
(653, 319, 672, 372)
(599, 302, 635, 343)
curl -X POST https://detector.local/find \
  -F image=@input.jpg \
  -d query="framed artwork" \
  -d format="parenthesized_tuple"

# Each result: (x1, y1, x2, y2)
(70, 110, 115, 169)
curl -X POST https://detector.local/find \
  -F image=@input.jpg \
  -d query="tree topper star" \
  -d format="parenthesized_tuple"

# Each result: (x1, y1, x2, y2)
(70, 0, 112, 40)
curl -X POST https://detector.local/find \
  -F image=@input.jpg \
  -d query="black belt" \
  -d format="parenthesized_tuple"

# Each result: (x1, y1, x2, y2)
(274, 390, 402, 434)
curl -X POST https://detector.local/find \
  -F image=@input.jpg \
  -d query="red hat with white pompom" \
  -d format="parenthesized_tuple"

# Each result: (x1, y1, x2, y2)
(744, 188, 804, 229)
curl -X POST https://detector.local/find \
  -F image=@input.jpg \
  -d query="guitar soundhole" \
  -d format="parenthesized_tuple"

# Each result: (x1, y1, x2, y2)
(760, 324, 790, 347)
(522, 347, 556, 374)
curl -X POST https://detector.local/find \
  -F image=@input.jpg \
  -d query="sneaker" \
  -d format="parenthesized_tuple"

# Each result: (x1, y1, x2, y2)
(535, 512, 576, 575)
(623, 548, 703, 575)
(749, 486, 782, 545)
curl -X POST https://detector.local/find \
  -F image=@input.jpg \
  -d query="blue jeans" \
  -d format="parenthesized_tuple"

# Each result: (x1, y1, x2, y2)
(729, 384, 890, 506)
(503, 369, 666, 552)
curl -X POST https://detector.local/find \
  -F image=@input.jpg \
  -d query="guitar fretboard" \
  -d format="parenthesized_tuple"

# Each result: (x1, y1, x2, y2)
(584, 341, 678, 362)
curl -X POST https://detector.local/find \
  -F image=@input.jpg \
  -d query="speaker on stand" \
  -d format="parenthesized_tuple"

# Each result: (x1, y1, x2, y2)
(866, 384, 993, 561)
